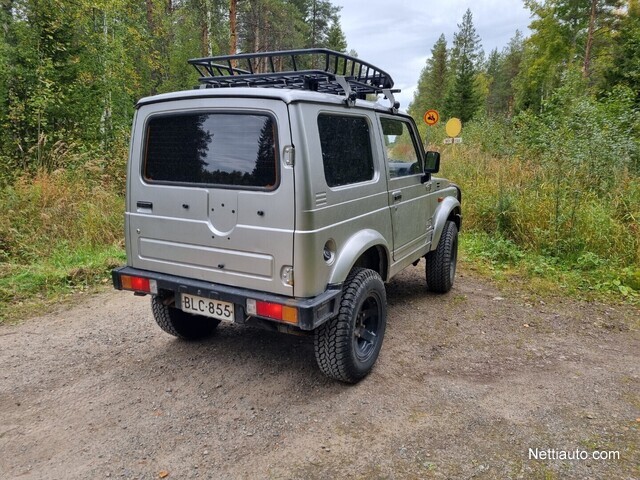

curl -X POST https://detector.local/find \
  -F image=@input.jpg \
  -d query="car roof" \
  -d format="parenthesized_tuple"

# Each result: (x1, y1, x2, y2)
(136, 87, 406, 115)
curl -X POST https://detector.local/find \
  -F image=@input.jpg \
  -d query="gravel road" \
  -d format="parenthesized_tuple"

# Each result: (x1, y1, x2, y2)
(1, 266, 638, 479)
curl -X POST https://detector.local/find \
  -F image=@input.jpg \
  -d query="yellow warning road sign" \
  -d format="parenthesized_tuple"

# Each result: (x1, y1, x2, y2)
(445, 117, 462, 137)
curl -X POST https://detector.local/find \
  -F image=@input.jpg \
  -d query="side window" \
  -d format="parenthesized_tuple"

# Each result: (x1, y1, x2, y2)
(318, 114, 374, 187)
(380, 117, 422, 178)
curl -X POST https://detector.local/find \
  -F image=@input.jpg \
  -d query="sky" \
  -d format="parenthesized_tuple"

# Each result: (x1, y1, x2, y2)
(333, 0, 533, 109)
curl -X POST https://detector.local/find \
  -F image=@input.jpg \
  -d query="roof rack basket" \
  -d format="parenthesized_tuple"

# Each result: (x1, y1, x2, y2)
(188, 48, 400, 109)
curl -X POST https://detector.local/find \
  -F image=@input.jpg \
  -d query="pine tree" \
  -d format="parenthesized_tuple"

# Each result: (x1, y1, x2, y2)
(444, 9, 483, 122)
(409, 33, 448, 119)
(326, 18, 347, 52)
(485, 30, 524, 116)
(485, 48, 504, 116)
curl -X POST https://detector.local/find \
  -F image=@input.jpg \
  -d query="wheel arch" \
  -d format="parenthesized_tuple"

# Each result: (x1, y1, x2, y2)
(327, 229, 390, 286)
(430, 196, 461, 251)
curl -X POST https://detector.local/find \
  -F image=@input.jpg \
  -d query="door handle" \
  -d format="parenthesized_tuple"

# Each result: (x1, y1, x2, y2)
(392, 191, 402, 202)
(137, 201, 153, 210)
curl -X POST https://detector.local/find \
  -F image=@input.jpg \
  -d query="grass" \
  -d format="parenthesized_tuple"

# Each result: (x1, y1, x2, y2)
(459, 232, 639, 304)
(0, 158, 126, 323)
(433, 115, 640, 304)
(0, 244, 125, 322)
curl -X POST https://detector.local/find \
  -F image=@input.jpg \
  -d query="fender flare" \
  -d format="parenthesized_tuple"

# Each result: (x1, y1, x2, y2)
(328, 229, 391, 285)
(430, 196, 461, 251)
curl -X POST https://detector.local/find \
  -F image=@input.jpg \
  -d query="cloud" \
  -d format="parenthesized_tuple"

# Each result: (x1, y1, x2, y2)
(333, 0, 531, 109)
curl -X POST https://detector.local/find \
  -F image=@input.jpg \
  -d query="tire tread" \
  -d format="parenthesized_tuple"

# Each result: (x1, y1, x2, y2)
(314, 268, 386, 383)
(425, 220, 458, 293)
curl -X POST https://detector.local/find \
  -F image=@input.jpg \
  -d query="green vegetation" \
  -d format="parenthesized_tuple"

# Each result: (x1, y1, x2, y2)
(0, 0, 349, 322)
(430, 80, 640, 301)
(0, 154, 127, 321)
(1, 1, 639, 321)
(410, 1, 640, 302)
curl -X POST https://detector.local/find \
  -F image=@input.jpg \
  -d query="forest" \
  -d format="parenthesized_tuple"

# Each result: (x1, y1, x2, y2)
(0, 0, 638, 319)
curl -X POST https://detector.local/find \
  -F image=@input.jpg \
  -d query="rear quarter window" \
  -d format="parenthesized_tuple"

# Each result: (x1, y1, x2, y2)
(143, 112, 278, 189)
(317, 114, 374, 187)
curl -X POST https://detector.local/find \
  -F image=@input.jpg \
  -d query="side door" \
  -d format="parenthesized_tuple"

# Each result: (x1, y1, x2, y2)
(377, 115, 433, 262)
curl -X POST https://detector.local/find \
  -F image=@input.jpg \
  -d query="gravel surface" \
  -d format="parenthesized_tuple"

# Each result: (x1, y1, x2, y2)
(1, 266, 638, 479)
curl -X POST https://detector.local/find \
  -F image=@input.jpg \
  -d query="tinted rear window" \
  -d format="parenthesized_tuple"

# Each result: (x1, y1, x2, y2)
(144, 113, 278, 189)
(318, 114, 374, 187)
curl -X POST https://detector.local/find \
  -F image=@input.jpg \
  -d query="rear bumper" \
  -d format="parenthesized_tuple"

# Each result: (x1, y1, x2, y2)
(112, 266, 341, 331)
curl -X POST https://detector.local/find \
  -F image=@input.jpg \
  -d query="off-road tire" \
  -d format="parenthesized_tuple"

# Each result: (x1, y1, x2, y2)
(151, 296, 220, 340)
(314, 268, 387, 383)
(425, 220, 458, 293)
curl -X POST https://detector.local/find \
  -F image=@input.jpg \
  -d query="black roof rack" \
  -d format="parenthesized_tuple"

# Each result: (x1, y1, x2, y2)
(187, 48, 400, 110)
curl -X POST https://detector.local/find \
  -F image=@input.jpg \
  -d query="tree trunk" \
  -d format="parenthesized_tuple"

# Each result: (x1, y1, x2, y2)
(201, 0, 210, 56)
(145, 0, 154, 33)
(583, 0, 597, 78)
(229, 0, 237, 55)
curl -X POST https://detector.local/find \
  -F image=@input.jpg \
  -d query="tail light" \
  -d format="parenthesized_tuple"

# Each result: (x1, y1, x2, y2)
(246, 299, 298, 325)
(120, 275, 158, 294)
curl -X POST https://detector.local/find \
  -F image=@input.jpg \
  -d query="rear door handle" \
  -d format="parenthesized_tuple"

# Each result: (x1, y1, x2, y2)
(392, 191, 402, 202)
(137, 201, 153, 210)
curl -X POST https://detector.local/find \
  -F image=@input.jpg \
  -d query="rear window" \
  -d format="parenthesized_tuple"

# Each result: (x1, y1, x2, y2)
(144, 113, 278, 189)
(318, 114, 374, 187)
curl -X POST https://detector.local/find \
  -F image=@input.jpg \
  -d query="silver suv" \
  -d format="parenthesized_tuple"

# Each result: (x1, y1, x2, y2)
(112, 49, 462, 383)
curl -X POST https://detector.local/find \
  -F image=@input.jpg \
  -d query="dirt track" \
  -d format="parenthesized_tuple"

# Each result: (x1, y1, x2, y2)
(1, 266, 638, 479)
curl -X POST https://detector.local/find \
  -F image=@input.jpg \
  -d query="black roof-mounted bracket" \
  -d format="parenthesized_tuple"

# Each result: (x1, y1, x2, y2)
(335, 75, 357, 107)
(382, 88, 401, 114)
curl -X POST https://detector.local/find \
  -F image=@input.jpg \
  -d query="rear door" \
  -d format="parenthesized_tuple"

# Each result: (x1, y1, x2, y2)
(127, 97, 295, 296)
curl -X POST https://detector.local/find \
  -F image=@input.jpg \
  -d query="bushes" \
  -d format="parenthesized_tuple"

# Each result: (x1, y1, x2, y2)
(438, 73, 640, 297)
(1, 165, 124, 262)
(0, 147, 126, 320)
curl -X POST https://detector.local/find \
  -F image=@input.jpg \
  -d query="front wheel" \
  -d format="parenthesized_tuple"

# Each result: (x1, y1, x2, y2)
(314, 268, 387, 383)
(151, 295, 220, 340)
(425, 220, 458, 293)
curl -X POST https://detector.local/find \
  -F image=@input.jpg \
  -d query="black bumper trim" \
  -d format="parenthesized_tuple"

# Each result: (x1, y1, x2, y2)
(112, 266, 341, 331)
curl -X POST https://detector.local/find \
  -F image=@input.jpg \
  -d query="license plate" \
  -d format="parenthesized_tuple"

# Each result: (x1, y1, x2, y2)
(181, 293, 234, 322)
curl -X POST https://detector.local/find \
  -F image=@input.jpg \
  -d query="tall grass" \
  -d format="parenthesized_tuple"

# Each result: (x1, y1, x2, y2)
(0, 148, 127, 321)
(431, 76, 640, 298)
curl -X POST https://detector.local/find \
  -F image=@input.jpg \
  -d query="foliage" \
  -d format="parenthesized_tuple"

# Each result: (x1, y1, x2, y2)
(515, 0, 622, 111)
(604, 0, 640, 107)
(409, 3, 640, 300)
(461, 232, 639, 301)
(0, 159, 127, 321)
(409, 34, 448, 119)
(325, 18, 347, 52)
(485, 31, 524, 117)
(443, 9, 483, 122)
(438, 80, 640, 298)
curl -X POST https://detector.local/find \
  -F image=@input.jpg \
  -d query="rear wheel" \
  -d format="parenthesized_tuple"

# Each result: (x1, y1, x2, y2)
(425, 220, 458, 293)
(314, 268, 387, 383)
(151, 295, 219, 340)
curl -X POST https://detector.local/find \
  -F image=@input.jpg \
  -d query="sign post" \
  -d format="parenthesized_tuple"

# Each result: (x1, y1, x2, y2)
(444, 117, 462, 144)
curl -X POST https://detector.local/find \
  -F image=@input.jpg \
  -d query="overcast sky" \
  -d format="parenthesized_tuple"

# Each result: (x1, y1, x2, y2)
(333, 0, 532, 109)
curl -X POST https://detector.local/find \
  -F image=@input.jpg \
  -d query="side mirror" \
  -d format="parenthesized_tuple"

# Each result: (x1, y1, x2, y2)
(424, 151, 440, 174)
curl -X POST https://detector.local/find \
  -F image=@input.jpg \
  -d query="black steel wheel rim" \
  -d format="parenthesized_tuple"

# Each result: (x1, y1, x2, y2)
(353, 293, 382, 361)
